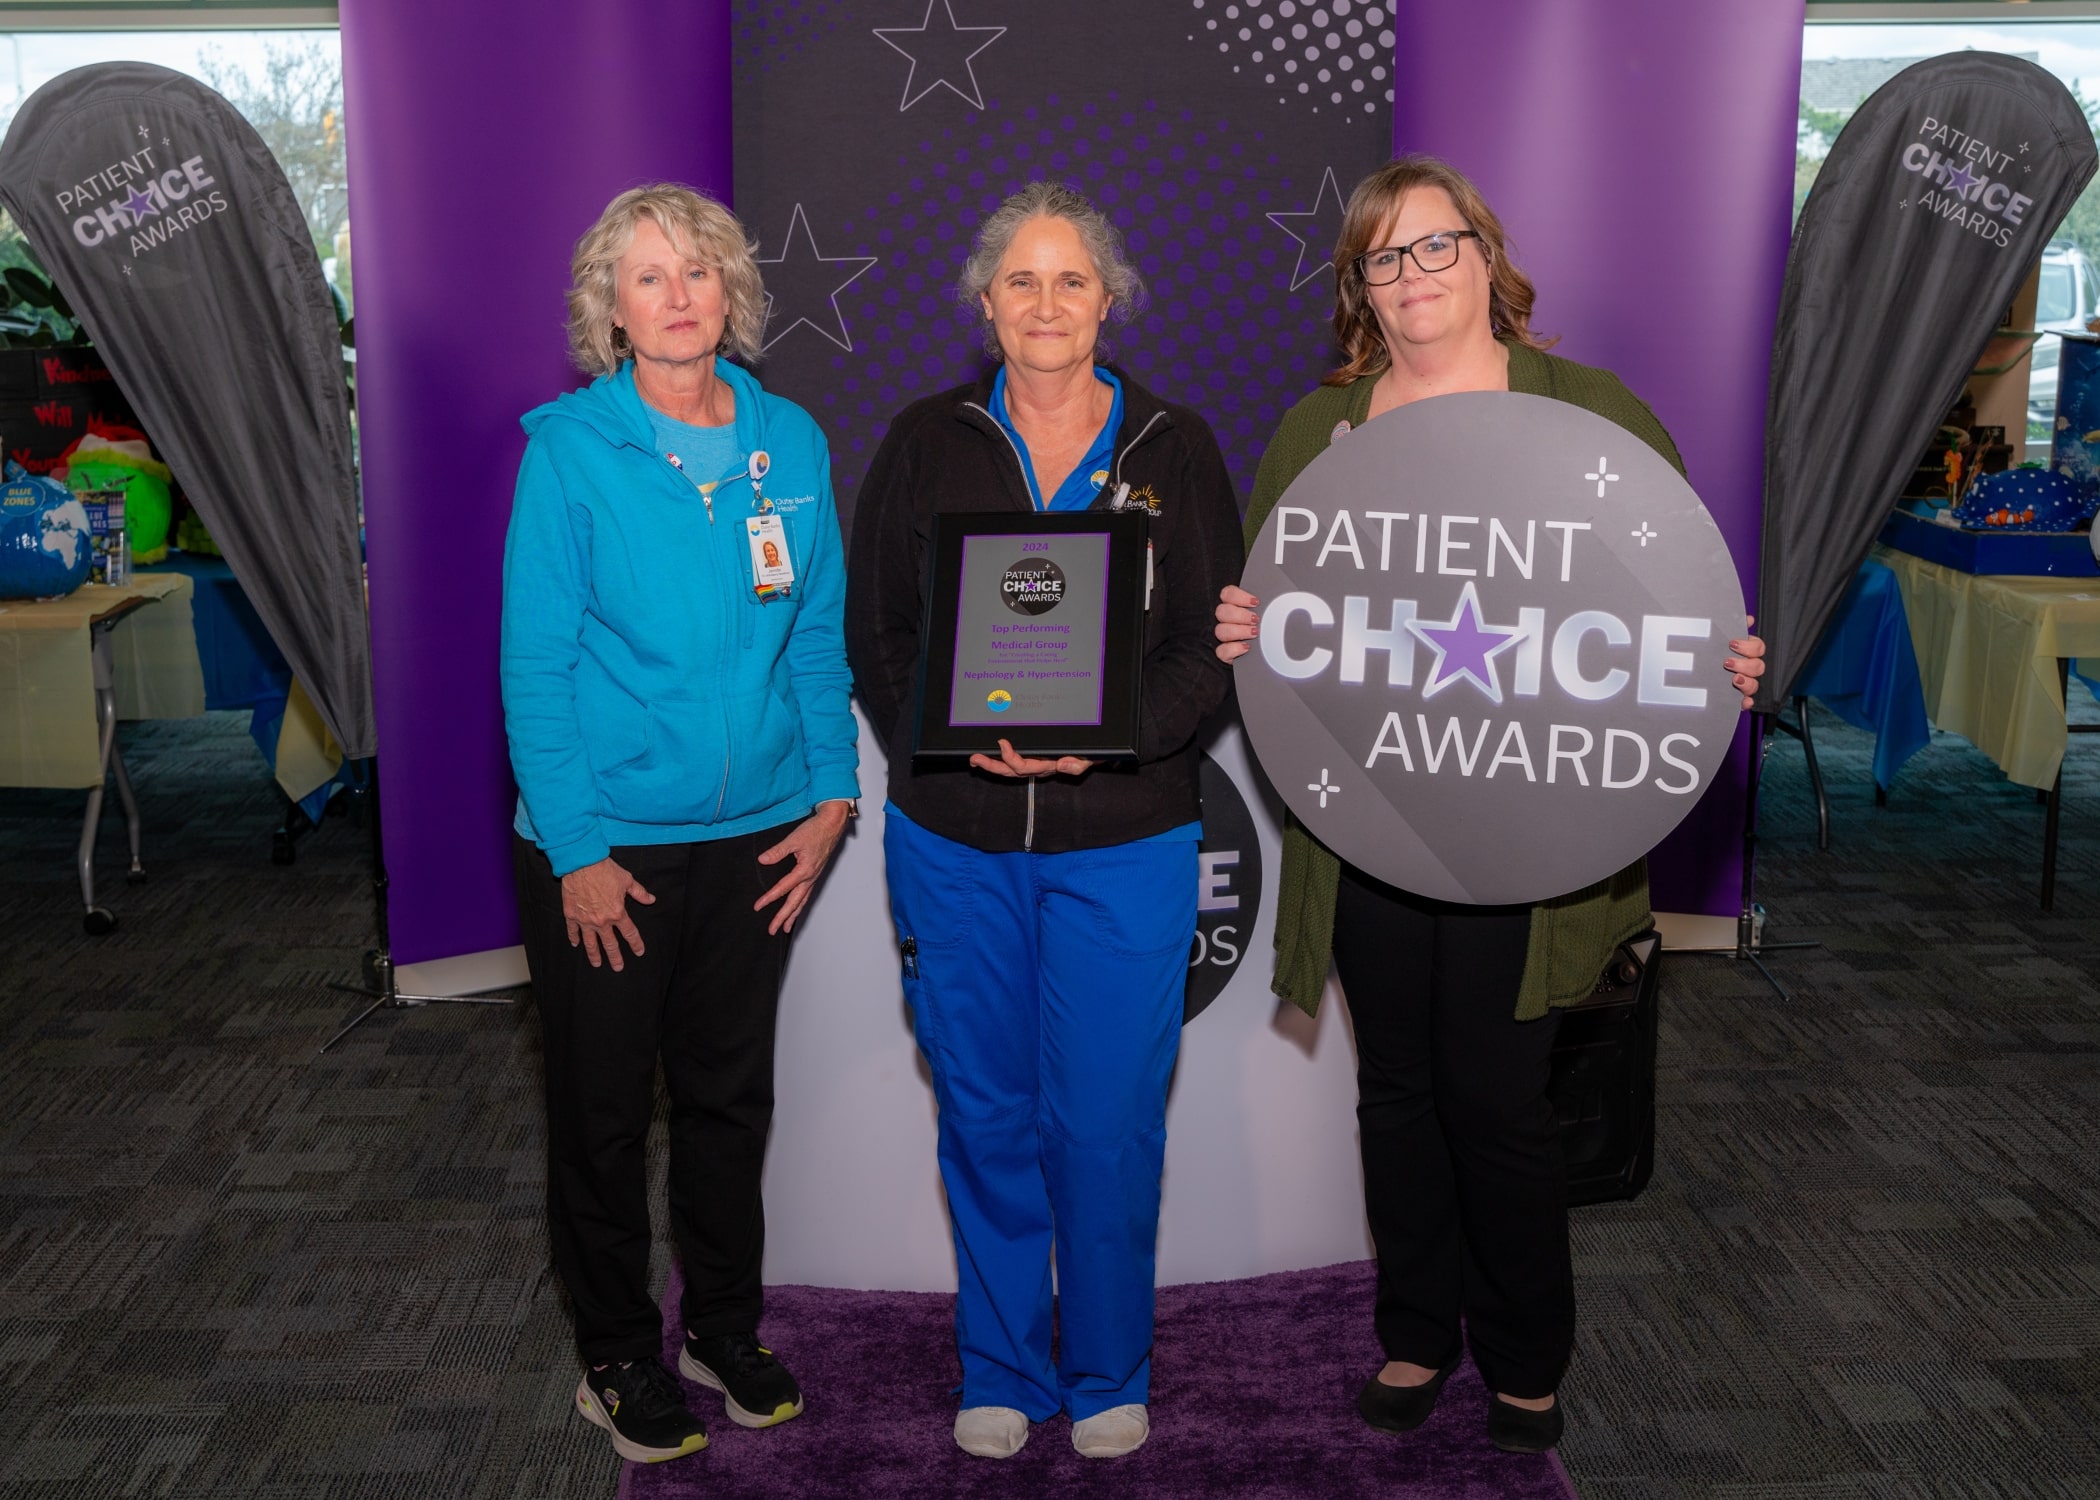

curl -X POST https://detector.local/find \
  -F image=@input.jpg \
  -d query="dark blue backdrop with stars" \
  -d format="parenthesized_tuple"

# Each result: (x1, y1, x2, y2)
(732, 0, 1395, 532)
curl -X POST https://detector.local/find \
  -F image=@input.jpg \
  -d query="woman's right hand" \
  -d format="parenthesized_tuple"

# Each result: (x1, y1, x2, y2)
(1214, 583, 1258, 663)
(560, 857, 657, 972)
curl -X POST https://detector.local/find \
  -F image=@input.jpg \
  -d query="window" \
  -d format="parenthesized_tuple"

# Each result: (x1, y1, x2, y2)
(0, 27, 348, 314)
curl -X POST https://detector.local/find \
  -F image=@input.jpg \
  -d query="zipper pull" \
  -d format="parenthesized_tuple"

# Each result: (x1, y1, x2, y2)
(697, 480, 717, 524)
(901, 936, 919, 979)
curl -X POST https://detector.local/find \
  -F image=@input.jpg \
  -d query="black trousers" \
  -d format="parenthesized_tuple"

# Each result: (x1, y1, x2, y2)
(1330, 862, 1574, 1400)
(514, 830, 792, 1366)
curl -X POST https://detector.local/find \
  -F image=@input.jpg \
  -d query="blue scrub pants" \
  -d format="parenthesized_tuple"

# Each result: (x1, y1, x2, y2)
(883, 812, 1197, 1422)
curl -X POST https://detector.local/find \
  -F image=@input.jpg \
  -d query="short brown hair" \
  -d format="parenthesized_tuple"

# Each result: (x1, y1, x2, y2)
(1325, 155, 1553, 387)
(566, 184, 767, 375)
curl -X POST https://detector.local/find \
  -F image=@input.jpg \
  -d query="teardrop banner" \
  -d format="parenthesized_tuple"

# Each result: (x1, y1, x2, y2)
(1235, 392, 1746, 906)
(0, 62, 371, 757)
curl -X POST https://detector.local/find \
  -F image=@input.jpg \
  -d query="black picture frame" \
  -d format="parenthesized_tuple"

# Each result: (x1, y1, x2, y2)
(912, 510, 1149, 758)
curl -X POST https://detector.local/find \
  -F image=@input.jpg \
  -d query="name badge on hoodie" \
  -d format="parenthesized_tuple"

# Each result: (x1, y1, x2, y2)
(747, 513, 794, 599)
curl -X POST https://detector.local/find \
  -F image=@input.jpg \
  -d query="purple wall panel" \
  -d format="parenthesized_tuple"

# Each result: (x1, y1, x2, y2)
(1391, 1, 1805, 915)
(341, 0, 732, 963)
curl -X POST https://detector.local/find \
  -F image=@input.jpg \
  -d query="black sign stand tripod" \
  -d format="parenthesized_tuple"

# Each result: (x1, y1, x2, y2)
(1675, 714, 1818, 998)
(320, 759, 513, 1053)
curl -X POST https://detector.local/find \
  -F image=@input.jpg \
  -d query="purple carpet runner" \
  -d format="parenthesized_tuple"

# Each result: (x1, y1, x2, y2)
(621, 1259, 1576, 1499)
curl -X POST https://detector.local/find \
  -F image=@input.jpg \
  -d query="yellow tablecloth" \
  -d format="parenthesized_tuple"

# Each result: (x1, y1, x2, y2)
(0, 574, 205, 789)
(1875, 543, 2100, 789)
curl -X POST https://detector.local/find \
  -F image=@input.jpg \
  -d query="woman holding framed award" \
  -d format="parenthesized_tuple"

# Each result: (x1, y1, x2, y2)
(1213, 155, 1765, 1455)
(845, 181, 1244, 1461)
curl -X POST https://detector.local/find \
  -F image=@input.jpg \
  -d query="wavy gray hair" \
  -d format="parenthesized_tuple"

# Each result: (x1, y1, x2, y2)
(566, 184, 767, 375)
(955, 181, 1146, 360)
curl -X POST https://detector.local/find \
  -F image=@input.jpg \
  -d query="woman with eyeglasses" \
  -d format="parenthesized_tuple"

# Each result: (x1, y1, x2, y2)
(1213, 155, 1765, 1455)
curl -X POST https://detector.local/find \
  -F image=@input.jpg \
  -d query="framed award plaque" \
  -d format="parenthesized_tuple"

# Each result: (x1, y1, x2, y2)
(912, 510, 1149, 758)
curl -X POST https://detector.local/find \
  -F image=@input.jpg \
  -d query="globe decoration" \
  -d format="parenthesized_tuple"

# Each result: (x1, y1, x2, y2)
(0, 475, 92, 600)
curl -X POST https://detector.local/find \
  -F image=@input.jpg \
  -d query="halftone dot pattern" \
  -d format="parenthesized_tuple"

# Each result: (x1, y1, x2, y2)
(732, 0, 852, 70)
(779, 95, 1349, 505)
(1188, 0, 1394, 115)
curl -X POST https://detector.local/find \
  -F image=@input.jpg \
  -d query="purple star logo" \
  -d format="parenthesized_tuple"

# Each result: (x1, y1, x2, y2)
(1943, 161, 1982, 199)
(1405, 582, 1524, 703)
(121, 186, 159, 223)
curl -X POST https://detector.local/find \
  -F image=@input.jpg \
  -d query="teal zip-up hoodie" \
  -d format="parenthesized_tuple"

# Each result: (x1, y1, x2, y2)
(501, 358, 858, 876)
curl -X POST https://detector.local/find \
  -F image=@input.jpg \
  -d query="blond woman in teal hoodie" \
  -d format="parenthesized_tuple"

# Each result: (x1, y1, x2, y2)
(501, 184, 858, 1466)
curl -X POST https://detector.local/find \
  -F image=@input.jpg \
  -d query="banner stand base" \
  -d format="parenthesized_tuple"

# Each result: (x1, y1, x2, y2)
(318, 758, 513, 1055)
(321, 947, 511, 1053)
(1663, 717, 1820, 1000)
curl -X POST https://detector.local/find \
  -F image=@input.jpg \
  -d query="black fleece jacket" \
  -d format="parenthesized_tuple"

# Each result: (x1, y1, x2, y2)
(845, 365, 1246, 853)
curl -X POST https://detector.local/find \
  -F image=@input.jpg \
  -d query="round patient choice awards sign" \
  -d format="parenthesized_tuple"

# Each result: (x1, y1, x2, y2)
(1185, 753, 1263, 1024)
(1235, 392, 1746, 906)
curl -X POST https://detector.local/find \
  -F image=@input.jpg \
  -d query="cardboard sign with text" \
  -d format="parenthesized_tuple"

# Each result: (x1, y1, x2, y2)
(1236, 392, 1745, 905)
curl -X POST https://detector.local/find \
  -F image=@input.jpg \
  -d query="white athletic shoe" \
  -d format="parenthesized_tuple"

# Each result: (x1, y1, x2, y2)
(954, 1404, 1030, 1458)
(1072, 1403, 1150, 1458)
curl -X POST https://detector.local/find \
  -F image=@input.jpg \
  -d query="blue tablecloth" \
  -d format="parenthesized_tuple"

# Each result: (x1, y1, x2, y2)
(1793, 558, 1932, 790)
(141, 551, 288, 710)
(139, 551, 352, 821)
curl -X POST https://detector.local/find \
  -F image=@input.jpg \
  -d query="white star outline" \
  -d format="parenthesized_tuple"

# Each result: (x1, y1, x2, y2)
(755, 204, 879, 354)
(1403, 580, 1525, 705)
(1265, 165, 1346, 292)
(873, 0, 1007, 112)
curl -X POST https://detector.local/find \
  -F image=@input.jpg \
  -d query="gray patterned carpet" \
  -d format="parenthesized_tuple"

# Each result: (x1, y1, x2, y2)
(1, 703, 2096, 1498)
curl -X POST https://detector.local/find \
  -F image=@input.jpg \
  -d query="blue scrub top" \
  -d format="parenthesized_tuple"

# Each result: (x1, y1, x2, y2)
(989, 364, 1123, 512)
(976, 363, 1195, 844)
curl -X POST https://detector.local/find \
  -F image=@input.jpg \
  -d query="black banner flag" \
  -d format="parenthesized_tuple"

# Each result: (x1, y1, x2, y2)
(1757, 53, 2096, 710)
(0, 62, 373, 756)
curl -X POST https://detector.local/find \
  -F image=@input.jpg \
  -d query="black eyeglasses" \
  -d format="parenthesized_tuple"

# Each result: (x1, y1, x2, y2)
(1354, 229, 1481, 285)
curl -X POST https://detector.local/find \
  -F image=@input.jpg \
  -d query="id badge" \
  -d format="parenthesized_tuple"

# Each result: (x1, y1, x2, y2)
(746, 512, 795, 599)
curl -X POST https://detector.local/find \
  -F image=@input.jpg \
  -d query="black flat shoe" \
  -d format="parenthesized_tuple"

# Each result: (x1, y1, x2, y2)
(1487, 1394, 1564, 1453)
(1357, 1355, 1461, 1433)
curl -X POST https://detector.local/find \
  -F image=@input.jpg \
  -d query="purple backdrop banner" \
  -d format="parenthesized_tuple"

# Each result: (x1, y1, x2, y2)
(342, 0, 732, 964)
(345, 0, 1800, 966)
(1392, 1, 1805, 917)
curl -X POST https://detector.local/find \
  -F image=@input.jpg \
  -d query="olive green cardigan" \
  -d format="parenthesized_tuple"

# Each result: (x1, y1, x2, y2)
(1248, 342, 1681, 1021)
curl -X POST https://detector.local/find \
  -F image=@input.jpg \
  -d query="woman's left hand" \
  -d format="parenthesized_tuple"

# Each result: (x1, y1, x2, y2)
(755, 801, 852, 935)
(969, 738, 1095, 780)
(1725, 616, 1766, 711)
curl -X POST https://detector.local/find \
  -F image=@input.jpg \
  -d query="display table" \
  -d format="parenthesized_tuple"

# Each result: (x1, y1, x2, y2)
(0, 575, 205, 931)
(1874, 543, 2100, 906)
(140, 551, 287, 710)
(138, 551, 349, 838)
(0, 574, 204, 785)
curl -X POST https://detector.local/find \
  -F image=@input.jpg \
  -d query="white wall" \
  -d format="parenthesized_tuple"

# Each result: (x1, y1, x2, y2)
(759, 709, 1372, 1291)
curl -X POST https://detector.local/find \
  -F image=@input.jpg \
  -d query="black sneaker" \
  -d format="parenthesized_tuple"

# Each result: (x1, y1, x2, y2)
(679, 1331, 805, 1428)
(574, 1357, 709, 1462)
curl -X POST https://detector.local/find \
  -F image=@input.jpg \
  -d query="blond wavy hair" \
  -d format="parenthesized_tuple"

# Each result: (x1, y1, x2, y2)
(1326, 155, 1553, 387)
(566, 184, 766, 375)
